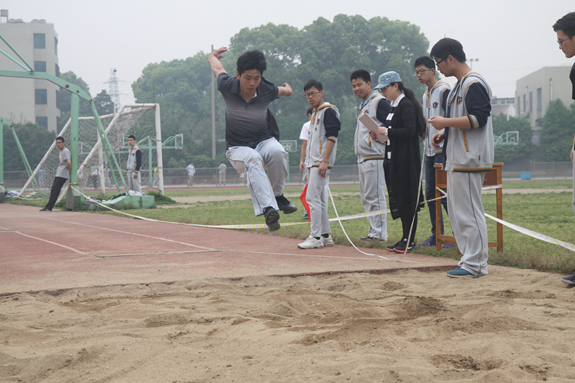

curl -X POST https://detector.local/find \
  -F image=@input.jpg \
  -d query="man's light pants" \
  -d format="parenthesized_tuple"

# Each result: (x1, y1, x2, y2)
(358, 159, 388, 240)
(127, 171, 141, 193)
(227, 138, 287, 216)
(306, 167, 331, 238)
(447, 171, 488, 276)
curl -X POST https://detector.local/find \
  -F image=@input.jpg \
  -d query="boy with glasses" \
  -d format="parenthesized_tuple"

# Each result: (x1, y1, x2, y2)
(298, 79, 340, 249)
(553, 12, 575, 284)
(428, 38, 494, 278)
(414, 57, 452, 248)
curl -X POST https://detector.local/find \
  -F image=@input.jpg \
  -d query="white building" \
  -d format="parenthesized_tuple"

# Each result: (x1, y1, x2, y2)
(515, 66, 573, 127)
(0, 10, 60, 132)
(491, 97, 516, 119)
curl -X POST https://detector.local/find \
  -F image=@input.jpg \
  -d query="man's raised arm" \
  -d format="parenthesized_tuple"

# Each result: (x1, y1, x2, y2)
(208, 47, 228, 77)
(278, 83, 293, 97)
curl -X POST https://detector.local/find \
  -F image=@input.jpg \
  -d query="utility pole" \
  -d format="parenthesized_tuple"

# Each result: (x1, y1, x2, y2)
(211, 45, 216, 159)
(105, 68, 124, 113)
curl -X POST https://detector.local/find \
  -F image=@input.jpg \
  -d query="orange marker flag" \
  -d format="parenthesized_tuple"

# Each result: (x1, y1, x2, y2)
(299, 183, 311, 222)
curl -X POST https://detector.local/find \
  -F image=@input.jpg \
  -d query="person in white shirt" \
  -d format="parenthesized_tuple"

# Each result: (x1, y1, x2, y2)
(186, 162, 195, 187)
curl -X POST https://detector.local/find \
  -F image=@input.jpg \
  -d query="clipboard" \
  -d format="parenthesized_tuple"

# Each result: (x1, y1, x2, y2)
(359, 113, 388, 143)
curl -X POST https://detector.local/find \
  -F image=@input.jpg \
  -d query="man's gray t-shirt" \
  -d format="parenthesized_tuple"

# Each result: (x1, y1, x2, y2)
(217, 72, 279, 149)
(55, 147, 71, 179)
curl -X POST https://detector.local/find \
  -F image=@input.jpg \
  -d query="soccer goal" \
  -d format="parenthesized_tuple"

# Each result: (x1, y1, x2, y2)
(19, 104, 164, 200)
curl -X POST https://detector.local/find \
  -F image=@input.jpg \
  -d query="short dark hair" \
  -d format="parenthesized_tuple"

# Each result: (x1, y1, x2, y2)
(237, 50, 267, 75)
(350, 69, 371, 83)
(414, 56, 436, 70)
(553, 12, 575, 36)
(56, 136, 65, 143)
(304, 79, 323, 92)
(306, 107, 314, 115)
(128, 135, 136, 140)
(430, 38, 466, 63)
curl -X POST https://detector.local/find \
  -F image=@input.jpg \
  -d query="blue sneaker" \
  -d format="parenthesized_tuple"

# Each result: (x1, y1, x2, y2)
(276, 195, 298, 214)
(447, 267, 476, 278)
(418, 236, 436, 246)
(301, 213, 309, 220)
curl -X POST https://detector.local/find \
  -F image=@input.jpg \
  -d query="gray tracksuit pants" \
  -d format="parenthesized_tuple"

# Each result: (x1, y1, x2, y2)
(226, 138, 287, 216)
(127, 171, 141, 193)
(447, 171, 488, 276)
(358, 159, 387, 240)
(306, 167, 331, 238)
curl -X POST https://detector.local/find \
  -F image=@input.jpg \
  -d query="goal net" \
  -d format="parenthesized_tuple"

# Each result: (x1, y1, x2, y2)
(20, 104, 164, 199)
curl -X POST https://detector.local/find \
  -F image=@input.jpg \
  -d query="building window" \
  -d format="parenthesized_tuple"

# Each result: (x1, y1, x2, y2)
(517, 97, 520, 110)
(523, 94, 526, 112)
(54, 37, 58, 55)
(35, 89, 48, 105)
(36, 117, 48, 129)
(55, 63, 60, 77)
(537, 88, 542, 111)
(529, 91, 533, 112)
(33, 33, 46, 49)
(34, 61, 47, 72)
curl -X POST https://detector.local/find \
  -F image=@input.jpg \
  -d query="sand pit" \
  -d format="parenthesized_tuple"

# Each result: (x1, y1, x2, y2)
(2, 266, 574, 382)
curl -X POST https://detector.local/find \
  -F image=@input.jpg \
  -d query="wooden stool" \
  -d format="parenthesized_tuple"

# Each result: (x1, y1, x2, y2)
(434, 163, 503, 252)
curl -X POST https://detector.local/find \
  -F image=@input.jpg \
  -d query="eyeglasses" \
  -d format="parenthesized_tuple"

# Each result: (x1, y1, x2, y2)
(435, 58, 445, 66)
(414, 68, 432, 76)
(305, 91, 320, 98)
(378, 85, 391, 93)
(558, 36, 573, 46)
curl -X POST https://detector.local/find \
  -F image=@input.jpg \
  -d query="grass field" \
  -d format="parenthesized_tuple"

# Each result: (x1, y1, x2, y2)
(7, 179, 575, 274)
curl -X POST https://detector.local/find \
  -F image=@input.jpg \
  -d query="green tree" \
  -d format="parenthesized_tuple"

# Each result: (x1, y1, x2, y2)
(131, 14, 430, 166)
(58, 71, 93, 131)
(93, 90, 115, 116)
(2, 122, 55, 172)
(492, 114, 532, 163)
(540, 99, 575, 162)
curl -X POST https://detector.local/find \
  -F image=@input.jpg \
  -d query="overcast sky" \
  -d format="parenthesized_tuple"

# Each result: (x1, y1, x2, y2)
(2, 0, 574, 104)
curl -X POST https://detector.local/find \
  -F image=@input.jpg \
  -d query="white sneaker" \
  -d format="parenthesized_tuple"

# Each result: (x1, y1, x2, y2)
(322, 235, 334, 247)
(298, 236, 324, 249)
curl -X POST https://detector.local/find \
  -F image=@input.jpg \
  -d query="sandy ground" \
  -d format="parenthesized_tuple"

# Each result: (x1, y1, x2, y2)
(2, 266, 575, 382)
(161, 188, 569, 207)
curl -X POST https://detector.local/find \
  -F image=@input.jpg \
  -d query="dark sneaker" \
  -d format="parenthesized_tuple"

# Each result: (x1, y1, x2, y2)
(361, 236, 385, 242)
(418, 236, 436, 246)
(301, 213, 309, 221)
(276, 195, 298, 214)
(39, 208, 52, 212)
(393, 240, 416, 254)
(264, 207, 280, 232)
(442, 244, 456, 249)
(447, 267, 476, 278)
(386, 240, 404, 251)
(561, 271, 575, 285)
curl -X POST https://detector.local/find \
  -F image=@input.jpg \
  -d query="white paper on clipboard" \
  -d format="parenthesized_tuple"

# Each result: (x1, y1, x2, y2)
(359, 114, 388, 143)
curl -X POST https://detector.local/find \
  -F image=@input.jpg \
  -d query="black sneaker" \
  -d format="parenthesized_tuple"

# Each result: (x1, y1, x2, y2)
(393, 240, 416, 254)
(386, 240, 404, 251)
(276, 195, 298, 214)
(264, 207, 280, 231)
(39, 208, 52, 212)
(561, 271, 575, 285)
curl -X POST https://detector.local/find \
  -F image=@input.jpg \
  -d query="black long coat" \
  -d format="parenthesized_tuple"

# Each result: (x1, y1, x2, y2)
(384, 96, 424, 220)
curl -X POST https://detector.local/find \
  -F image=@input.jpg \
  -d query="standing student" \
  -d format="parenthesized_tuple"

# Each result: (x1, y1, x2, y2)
(126, 135, 142, 193)
(374, 71, 425, 253)
(298, 79, 340, 249)
(299, 106, 314, 220)
(350, 69, 390, 242)
(429, 38, 494, 278)
(553, 12, 575, 284)
(40, 136, 70, 212)
(186, 162, 195, 187)
(208, 47, 297, 231)
(217, 162, 227, 186)
(414, 56, 452, 247)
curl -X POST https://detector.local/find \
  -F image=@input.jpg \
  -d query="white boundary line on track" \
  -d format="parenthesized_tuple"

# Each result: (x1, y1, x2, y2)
(0, 225, 86, 255)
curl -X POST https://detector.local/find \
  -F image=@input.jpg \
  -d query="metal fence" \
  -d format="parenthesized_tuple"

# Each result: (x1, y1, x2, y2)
(3, 161, 573, 190)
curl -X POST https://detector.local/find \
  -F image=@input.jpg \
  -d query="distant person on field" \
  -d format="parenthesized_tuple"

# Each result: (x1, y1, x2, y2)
(186, 162, 195, 187)
(350, 69, 390, 243)
(298, 79, 340, 249)
(553, 12, 575, 285)
(152, 166, 158, 187)
(38, 168, 44, 189)
(299, 106, 314, 220)
(208, 47, 297, 231)
(414, 56, 453, 248)
(40, 136, 70, 212)
(217, 162, 227, 186)
(429, 38, 494, 278)
(126, 135, 142, 193)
